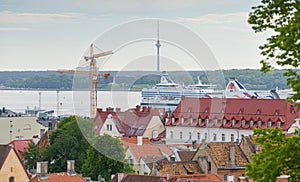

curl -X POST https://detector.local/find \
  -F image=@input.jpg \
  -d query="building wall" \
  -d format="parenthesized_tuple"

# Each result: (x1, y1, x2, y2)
(125, 147, 139, 173)
(0, 148, 29, 182)
(0, 117, 48, 144)
(166, 126, 253, 144)
(143, 116, 165, 138)
(139, 159, 151, 175)
(218, 169, 246, 182)
(99, 116, 122, 137)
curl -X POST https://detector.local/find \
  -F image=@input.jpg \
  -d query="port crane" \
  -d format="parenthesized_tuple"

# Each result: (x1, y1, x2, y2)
(58, 44, 113, 118)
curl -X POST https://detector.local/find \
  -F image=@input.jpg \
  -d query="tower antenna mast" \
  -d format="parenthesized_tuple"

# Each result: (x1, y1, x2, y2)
(156, 21, 161, 72)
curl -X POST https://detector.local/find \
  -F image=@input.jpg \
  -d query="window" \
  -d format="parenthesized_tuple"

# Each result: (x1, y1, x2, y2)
(258, 121, 262, 128)
(106, 124, 112, 131)
(128, 158, 134, 166)
(231, 134, 234, 142)
(180, 131, 183, 139)
(214, 119, 218, 126)
(277, 121, 281, 127)
(197, 132, 200, 142)
(223, 119, 227, 126)
(250, 120, 254, 128)
(232, 119, 236, 127)
(204, 133, 208, 141)
(9, 177, 14, 182)
(205, 118, 209, 126)
(190, 118, 193, 125)
(224, 174, 228, 180)
(222, 134, 225, 141)
(267, 121, 272, 128)
(171, 118, 175, 125)
(181, 117, 184, 125)
(213, 133, 217, 141)
(138, 129, 145, 136)
(198, 118, 202, 125)
(242, 120, 246, 128)
(189, 132, 192, 140)
(170, 131, 174, 139)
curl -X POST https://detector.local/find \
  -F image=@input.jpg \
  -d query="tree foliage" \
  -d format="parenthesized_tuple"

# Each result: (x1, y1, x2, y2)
(23, 142, 43, 171)
(246, 127, 300, 181)
(81, 134, 133, 181)
(248, 0, 300, 101)
(43, 116, 93, 173)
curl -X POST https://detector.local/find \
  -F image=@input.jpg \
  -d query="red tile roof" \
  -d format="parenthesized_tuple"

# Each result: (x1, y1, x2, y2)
(29, 172, 86, 182)
(177, 150, 196, 161)
(9, 139, 32, 161)
(154, 161, 202, 176)
(166, 97, 300, 131)
(111, 173, 168, 182)
(127, 144, 173, 161)
(171, 174, 224, 182)
(94, 106, 164, 137)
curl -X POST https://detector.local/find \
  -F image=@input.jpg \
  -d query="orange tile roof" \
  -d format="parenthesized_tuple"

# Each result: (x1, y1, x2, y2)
(172, 174, 224, 182)
(127, 144, 174, 161)
(177, 150, 196, 161)
(30, 172, 86, 182)
(155, 161, 202, 176)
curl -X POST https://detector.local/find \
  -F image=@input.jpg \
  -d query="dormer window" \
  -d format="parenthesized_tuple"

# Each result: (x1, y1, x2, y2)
(242, 120, 246, 128)
(275, 110, 279, 115)
(277, 121, 281, 127)
(256, 109, 261, 114)
(189, 132, 192, 140)
(214, 119, 218, 126)
(181, 117, 184, 125)
(198, 118, 202, 125)
(190, 118, 193, 125)
(258, 121, 262, 128)
(231, 119, 236, 127)
(267, 121, 272, 128)
(250, 120, 254, 128)
(171, 118, 175, 125)
(205, 118, 209, 126)
(223, 119, 227, 126)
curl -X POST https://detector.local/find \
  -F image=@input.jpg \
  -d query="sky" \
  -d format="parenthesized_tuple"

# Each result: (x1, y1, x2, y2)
(0, 0, 268, 71)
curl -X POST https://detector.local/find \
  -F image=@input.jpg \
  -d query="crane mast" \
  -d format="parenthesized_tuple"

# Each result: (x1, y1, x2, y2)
(58, 44, 112, 118)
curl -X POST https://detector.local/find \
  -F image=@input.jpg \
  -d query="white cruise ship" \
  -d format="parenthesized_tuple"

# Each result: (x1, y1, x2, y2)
(140, 71, 216, 110)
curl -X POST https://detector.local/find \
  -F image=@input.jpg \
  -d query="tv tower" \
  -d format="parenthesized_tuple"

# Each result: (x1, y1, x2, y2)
(156, 21, 161, 72)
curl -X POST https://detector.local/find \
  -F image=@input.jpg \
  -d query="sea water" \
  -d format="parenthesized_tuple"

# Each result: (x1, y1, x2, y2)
(0, 90, 141, 116)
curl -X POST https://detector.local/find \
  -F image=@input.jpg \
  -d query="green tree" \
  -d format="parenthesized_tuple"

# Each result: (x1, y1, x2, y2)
(43, 116, 93, 173)
(246, 127, 300, 181)
(23, 142, 43, 171)
(81, 134, 133, 181)
(248, 0, 300, 101)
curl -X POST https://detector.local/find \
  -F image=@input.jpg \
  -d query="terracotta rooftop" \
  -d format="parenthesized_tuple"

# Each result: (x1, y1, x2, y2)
(154, 161, 202, 176)
(166, 97, 300, 131)
(170, 174, 224, 182)
(203, 142, 249, 168)
(111, 173, 168, 182)
(29, 172, 86, 182)
(94, 106, 164, 137)
(9, 139, 32, 161)
(177, 150, 196, 161)
(127, 144, 173, 161)
(141, 156, 168, 169)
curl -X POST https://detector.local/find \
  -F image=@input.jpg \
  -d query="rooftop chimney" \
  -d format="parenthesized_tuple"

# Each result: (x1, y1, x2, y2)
(37, 161, 48, 180)
(67, 160, 76, 176)
(229, 144, 235, 166)
(118, 173, 124, 182)
(276, 175, 290, 182)
(137, 136, 143, 146)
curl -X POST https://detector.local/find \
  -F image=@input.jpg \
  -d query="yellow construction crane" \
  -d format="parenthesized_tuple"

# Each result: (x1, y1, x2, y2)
(58, 44, 113, 118)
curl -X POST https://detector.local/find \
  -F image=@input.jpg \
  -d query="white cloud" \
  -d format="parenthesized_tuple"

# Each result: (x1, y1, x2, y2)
(177, 12, 249, 25)
(0, 11, 80, 24)
(0, 27, 32, 31)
